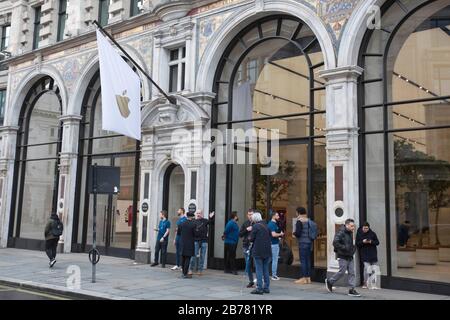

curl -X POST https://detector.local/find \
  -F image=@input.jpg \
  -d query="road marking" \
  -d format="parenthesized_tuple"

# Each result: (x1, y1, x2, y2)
(14, 288, 70, 300)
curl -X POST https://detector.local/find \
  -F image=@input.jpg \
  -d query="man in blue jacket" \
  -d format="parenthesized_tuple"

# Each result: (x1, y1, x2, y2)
(223, 211, 239, 275)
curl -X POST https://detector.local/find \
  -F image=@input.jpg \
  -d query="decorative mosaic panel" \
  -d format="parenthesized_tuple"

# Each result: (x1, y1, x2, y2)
(126, 36, 153, 71)
(52, 53, 93, 94)
(198, 11, 233, 60)
(299, 0, 361, 41)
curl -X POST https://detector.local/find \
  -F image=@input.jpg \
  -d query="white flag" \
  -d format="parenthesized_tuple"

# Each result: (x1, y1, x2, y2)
(96, 29, 141, 140)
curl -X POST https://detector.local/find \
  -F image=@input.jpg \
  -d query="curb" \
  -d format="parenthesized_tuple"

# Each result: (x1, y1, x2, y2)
(0, 277, 128, 300)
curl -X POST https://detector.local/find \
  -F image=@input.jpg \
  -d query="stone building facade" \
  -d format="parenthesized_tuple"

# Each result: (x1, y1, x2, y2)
(0, 0, 449, 295)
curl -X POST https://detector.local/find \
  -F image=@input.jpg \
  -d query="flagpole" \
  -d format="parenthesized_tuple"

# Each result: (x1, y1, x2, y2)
(93, 20, 176, 105)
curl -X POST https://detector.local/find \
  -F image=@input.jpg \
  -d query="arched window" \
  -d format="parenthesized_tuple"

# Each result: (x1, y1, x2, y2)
(73, 69, 140, 258)
(211, 15, 327, 273)
(359, 0, 450, 285)
(11, 76, 62, 244)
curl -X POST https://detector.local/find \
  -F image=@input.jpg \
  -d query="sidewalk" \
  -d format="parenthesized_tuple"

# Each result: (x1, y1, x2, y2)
(0, 248, 448, 300)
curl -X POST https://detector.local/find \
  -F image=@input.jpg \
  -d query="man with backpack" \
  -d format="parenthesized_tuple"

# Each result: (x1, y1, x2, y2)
(325, 218, 361, 297)
(44, 212, 63, 268)
(292, 207, 317, 284)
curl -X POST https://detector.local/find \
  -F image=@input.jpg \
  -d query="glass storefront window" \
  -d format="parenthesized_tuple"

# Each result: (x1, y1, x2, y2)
(212, 16, 326, 270)
(361, 1, 450, 284)
(14, 80, 62, 240)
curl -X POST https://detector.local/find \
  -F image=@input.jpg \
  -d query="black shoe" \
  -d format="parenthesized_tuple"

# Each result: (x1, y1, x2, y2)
(325, 279, 333, 293)
(150, 263, 158, 267)
(224, 270, 232, 274)
(263, 288, 270, 294)
(246, 282, 255, 288)
(49, 259, 56, 268)
(250, 289, 264, 295)
(161, 265, 166, 268)
(348, 289, 361, 297)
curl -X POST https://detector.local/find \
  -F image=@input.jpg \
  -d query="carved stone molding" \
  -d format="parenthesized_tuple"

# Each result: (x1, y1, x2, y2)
(327, 147, 351, 162)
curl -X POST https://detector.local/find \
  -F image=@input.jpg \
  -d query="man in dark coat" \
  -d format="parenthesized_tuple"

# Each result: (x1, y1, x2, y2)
(189, 210, 215, 275)
(44, 212, 62, 268)
(248, 212, 272, 295)
(179, 212, 196, 278)
(325, 219, 361, 297)
(356, 222, 380, 288)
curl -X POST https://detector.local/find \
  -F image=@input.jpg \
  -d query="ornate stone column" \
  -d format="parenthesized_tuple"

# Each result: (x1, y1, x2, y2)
(58, 114, 82, 253)
(0, 126, 19, 248)
(319, 66, 363, 280)
(135, 154, 155, 264)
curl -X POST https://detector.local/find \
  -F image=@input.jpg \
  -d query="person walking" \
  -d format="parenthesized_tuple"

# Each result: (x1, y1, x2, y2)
(172, 208, 187, 271)
(44, 212, 63, 268)
(223, 211, 239, 275)
(356, 222, 380, 289)
(179, 211, 196, 278)
(239, 208, 255, 288)
(325, 219, 361, 297)
(267, 211, 284, 280)
(189, 210, 215, 275)
(249, 212, 272, 294)
(293, 207, 318, 284)
(151, 210, 170, 268)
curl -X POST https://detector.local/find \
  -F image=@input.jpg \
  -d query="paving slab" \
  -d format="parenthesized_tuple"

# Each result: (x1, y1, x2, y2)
(0, 248, 448, 300)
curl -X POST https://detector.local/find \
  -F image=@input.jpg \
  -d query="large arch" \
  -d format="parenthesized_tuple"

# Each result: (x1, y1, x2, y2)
(337, 0, 384, 67)
(68, 44, 151, 117)
(195, 0, 336, 93)
(6, 66, 68, 126)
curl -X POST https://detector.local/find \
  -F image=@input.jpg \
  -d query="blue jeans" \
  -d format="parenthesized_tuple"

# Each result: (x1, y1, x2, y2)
(244, 247, 254, 283)
(271, 244, 280, 277)
(189, 241, 207, 272)
(254, 257, 270, 291)
(299, 243, 312, 278)
(175, 236, 181, 267)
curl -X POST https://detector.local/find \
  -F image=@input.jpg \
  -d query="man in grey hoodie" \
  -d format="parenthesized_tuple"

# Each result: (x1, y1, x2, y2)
(293, 207, 317, 284)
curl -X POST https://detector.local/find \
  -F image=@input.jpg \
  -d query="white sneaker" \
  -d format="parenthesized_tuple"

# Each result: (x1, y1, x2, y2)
(271, 276, 280, 281)
(171, 266, 179, 270)
(253, 279, 257, 283)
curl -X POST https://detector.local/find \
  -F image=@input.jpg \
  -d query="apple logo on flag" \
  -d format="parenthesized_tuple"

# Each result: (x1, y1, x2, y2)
(116, 90, 131, 118)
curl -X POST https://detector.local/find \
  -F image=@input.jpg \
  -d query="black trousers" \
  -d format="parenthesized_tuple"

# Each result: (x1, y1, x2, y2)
(224, 243, 237, 272)
(154, 239, 168, 266)
(182, 255, 192, 276)
(45, 238, 59, 261)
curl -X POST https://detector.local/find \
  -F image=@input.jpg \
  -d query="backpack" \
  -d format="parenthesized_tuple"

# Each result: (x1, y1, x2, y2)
(279, 241, 294, 265)
(51, 219, 64, 237)
(308, 220, 318, 240)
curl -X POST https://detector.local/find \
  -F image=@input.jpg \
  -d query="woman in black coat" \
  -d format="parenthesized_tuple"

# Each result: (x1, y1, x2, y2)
(356, 222, 380, 287)
(179, 212, 196, 278)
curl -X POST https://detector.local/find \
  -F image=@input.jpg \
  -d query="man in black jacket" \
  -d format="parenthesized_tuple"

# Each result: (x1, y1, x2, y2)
(356, 222, 380, 289)
(179, 212, 197, 278)
(239, 208, 255, 288)
(325, 219, 361, 297)
(44, 212, 62, 268)
(189, 210, 215, 275)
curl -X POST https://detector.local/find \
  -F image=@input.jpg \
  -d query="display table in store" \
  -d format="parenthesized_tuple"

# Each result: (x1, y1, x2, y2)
(438, 246, 450, 262)
(397, 247, 416, 268)
(416, 246, 439, 265)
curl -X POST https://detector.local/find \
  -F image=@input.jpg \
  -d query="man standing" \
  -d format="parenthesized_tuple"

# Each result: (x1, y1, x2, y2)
(190, 210, 215, 275)
(249, 212, 272, 294)
(44, 212, 63, 268)
(240, 209, 255, 288)
(171, 208, 186, 271)
(151, 210, 170, 268)
(293, 207, 318, 284)
(325, 219, 361, 297)
(223, 211, 239, 275)
(268, 211, 284, 281)
(398, 220, 411, 247)
(179, 212, 196, 278)
(356, 222, 380, 289)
